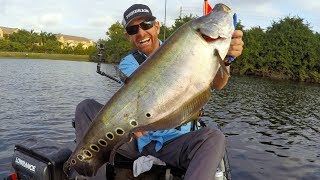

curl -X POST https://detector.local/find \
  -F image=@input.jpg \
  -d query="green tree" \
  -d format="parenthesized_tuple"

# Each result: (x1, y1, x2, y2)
(39, 31, 57, 45)
(171, 15, 196, 33)
(234, 26, 266, 75)
(73, 43, 86, 55)
(159, 14, 196, 41)
(309, 32, 320, 81)
(235, 20, 245, 31)
(88, 45, 99, 62)
(8, 30, 37, 50)
(43, 40, 62, 53)
(158, 24, 170, 41)
(0, 39, 25, 51)
(264, 16, 317, 81)
(104, 21, 133, 63)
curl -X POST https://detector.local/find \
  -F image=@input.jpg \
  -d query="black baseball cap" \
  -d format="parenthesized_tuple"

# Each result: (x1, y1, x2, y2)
(122, 4, 156, 28)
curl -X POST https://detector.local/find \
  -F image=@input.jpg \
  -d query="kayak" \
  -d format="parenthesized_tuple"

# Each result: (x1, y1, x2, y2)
(6, 116, 231, 180)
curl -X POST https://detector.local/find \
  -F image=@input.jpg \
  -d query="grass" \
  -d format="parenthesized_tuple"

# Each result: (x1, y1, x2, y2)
(0, 51, 90, 61)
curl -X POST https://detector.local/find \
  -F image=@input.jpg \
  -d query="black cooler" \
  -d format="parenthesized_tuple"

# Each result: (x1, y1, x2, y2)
(11, 138, 72, 180)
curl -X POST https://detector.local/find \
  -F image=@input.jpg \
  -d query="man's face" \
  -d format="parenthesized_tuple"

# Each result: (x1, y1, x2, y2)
(125, 17, 160, 57)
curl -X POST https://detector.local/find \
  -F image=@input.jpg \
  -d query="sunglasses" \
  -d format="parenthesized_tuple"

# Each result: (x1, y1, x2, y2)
(126, 20, 155, 35)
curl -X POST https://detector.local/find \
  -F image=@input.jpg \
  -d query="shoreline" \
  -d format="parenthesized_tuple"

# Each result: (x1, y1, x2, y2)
(1, 51, 319, 84)
(232, 69, 320, 84)
(0, 51, 89, 61)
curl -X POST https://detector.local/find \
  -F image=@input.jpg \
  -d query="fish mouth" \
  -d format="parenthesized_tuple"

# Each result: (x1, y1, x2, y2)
(196, 25, 225, 43)
(201, 34, 223, 43)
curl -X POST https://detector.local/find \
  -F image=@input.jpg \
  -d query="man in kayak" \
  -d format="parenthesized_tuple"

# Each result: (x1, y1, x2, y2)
(74, 3, 243, 179)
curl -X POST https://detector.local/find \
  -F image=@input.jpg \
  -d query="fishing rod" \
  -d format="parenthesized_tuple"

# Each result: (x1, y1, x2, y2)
(96, 43, 122, 84)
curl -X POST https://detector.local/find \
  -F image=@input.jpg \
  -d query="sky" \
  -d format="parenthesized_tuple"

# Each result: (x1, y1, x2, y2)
(1, 0, 320, 41)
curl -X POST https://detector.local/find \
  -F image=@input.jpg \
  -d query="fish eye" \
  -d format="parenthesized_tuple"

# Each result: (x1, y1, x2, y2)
(145, 113, 151, 118)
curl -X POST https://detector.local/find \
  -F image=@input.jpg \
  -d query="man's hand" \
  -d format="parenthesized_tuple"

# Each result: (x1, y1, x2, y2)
(129, 131, 148, 142)
(134, 131, 148, 137)
(227, 30, 244, 59)
(212, 30, 244, 90)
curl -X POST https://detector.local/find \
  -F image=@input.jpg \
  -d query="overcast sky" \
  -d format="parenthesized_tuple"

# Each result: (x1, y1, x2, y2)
(1, 0, 320, 41)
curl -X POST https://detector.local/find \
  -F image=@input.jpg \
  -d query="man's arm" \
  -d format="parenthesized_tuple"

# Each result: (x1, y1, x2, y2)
(211, 30, 244, 90)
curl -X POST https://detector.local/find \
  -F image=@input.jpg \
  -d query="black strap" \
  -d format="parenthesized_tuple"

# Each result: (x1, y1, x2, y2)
(130, 49, 147, 65)
(118, 49, 146, 84)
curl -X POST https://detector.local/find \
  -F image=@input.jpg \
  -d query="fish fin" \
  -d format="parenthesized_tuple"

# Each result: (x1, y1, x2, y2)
(114, 65, 129, 83)
(214, 49, 230, 78)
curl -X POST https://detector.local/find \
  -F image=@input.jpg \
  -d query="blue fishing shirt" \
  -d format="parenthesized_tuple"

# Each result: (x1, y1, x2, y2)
(119, 41, 192, 153)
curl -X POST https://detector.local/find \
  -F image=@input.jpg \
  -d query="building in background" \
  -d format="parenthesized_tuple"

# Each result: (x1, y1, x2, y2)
(1, 26, 94, 49)
(0, 26, 19, 39)
(55, 34, 94, 49)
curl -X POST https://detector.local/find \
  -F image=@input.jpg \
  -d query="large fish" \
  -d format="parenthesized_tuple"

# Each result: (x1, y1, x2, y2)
(64, 3, 235, 176)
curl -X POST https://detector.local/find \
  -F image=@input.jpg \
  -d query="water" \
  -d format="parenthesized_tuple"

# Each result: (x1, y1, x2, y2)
(0, 59, 121, 178)
(207, 76, 320, 179)
(0, 59, 319, 179)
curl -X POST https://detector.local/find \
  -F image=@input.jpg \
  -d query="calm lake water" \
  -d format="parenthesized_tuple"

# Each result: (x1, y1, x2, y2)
(0, 59, 319, 179)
